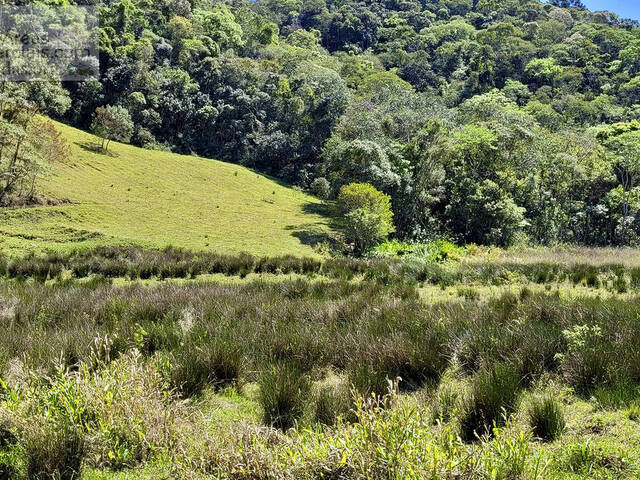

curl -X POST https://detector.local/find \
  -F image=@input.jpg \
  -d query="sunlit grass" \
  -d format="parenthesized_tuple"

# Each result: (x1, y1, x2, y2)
(0, 120, 332, 257)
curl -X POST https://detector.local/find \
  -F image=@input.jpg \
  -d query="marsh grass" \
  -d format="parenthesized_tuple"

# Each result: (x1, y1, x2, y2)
(312, 377, 354, 425)
(24, 421, 84, 480)
(459, 363, 522, 442)
(258, 361, 312, 430)
(5, 250, 640, 478)
(169, 334, 242, 397)
(527, 395, 565, 442)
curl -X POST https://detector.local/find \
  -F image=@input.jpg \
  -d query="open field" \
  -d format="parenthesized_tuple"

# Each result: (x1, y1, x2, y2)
(0, 121, 331, 257)
(3, 247, 640, 479)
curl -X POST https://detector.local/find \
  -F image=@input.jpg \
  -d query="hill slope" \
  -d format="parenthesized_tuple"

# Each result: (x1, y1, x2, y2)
(0, 121, 332, 256)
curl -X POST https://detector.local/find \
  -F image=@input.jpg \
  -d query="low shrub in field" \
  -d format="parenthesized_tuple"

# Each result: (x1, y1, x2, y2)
(459, 363, 522, 442)
(3, 366, 89, 480)
(258, 361, 311, 430)
(527, 395, 565, 441)
(558, 324, 612, 394)
(81, 352, 179, 469)
(4, 352, 180, 474)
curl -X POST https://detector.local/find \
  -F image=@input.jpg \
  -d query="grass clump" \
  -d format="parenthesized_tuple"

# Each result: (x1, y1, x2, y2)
(527, 395, 565, 442)
(459, 363, 522, 442)
(313, 378, 354, 426)
(169, 335, 242, 398)
(258, 361, 312, 431)
(24, 421, 84, 480)
(429, 383, 460, 424)
(627, 403, 640, 421)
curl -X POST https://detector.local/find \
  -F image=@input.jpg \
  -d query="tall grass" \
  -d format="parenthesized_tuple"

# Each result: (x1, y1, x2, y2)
(528, 395, 565, 442)
(258, 362, 311, 430)
(459, 363, 522, 442)
(24, 421, 84, 480)
(4, 249, 640, 477)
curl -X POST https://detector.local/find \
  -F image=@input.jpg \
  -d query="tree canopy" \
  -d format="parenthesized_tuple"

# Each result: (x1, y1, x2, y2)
(11, 0, 640, 246)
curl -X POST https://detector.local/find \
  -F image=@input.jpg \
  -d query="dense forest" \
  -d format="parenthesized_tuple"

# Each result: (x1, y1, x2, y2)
(10, 0, 640, 246)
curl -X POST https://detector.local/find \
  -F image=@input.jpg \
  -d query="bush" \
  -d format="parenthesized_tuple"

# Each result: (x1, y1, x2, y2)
(258, 362, 311, 431)
(80, 353, 180, 469)
(528, 395, 565, 441)
(337, 183, 394, 255)
(459, 363, 522, 442)
(310, 177, 331, 199)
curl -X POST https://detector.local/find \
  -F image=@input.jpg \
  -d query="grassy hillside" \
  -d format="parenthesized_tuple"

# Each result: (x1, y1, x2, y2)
(0, 121, 332, 256)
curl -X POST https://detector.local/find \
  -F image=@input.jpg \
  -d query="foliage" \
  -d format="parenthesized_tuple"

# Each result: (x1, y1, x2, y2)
(4, 250, 640, 477)
(310, 177, 330, 199)
(0, 85, 69, 206)
(369, 239, 466, 261)
(91, 105, 134, 150)
(337, 183, 394, 254)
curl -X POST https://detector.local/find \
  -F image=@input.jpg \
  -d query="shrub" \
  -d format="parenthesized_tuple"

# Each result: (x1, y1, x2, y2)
(81, 352, 180, 469)
(258, 362, 311, 431)
(337, 183, 394, 255)
(459, 363, 522, 442)
(527, 395, 565, 441)
(310, 177, 331, 199)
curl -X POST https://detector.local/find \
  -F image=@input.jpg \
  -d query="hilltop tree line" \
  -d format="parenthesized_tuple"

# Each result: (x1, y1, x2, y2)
(12, 0, 640, 246)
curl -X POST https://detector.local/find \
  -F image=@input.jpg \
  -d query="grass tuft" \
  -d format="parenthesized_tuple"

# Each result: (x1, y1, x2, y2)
(459, 363, 521, 442)
(527, 395, 565, 442)
(258, 361, 312, 431)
